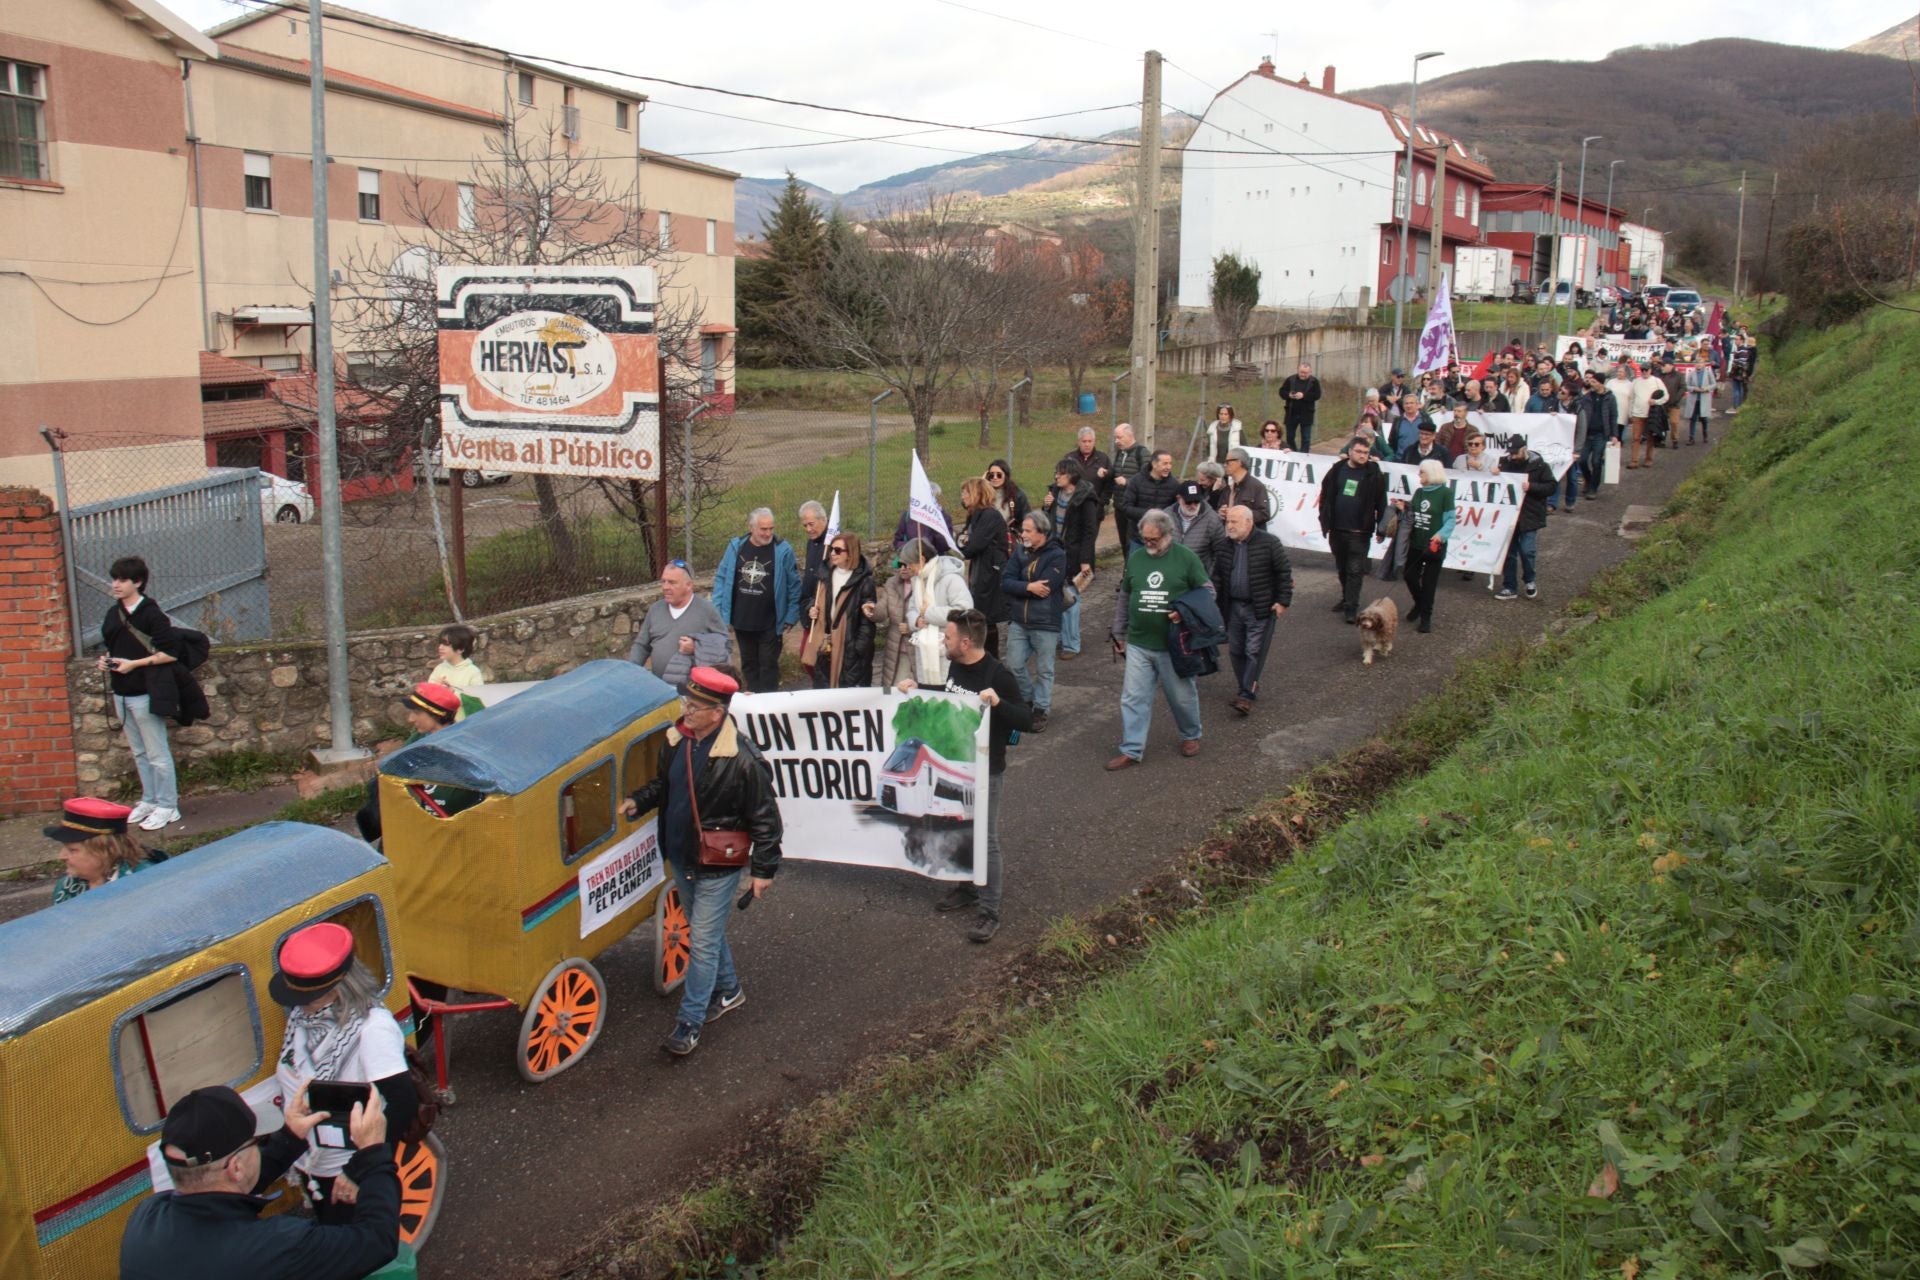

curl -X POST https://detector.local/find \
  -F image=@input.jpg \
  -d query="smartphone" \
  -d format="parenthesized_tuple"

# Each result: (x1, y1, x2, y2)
(306, 1080, 373, 1150)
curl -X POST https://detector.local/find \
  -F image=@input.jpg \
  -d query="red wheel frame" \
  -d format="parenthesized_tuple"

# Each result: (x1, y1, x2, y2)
(517, 958, 606, 1082)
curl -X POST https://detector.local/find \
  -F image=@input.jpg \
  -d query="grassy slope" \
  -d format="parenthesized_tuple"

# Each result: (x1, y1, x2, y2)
(759, 309, 1920, 1277)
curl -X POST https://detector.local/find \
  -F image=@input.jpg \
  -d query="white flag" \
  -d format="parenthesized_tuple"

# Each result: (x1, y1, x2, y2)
(825, 490, 841, 541)
(907, 451, 955, 550)
(1412, 273, 1456, 376)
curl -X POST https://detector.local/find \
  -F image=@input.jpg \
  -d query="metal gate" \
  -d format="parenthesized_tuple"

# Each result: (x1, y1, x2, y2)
(58, 468, 271, 649)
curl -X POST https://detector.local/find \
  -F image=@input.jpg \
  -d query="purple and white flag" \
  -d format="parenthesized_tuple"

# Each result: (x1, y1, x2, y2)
(1412, 274, 1456, 376)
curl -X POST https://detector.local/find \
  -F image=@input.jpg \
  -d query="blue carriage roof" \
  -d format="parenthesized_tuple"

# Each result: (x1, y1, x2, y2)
(0, 823, 386, 1042)
(381, 659, 677, 796)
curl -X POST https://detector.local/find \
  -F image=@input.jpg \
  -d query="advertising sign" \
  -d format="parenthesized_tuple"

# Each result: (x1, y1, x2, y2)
(436, 265, 660, 479)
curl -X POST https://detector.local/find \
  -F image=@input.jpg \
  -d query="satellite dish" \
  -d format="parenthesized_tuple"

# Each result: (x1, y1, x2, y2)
(1386, 273, 1417, 304)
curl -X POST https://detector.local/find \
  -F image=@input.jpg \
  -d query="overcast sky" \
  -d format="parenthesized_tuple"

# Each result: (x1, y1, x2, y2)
(171, 0, 1913, 192)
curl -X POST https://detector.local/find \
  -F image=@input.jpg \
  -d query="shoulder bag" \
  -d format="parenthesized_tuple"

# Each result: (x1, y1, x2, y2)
(686, 737, 752, 870)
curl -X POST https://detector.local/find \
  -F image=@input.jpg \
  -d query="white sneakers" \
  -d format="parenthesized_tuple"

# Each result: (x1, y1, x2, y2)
(139, 807, 180, 831)
(127, 801, 155, 824)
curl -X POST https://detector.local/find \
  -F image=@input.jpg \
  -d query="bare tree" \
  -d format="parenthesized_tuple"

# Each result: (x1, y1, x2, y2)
(330, 117, 730, 584)
(792, 194, 1035, 464)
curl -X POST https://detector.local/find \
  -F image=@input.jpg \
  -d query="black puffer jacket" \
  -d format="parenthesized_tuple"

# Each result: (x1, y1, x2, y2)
(1212, 528, 1294, 616)
(628, 719, 784, 880)
(958, 506, 1010, 623)
(1501, 451, 1558, 534)
(1120, 469, 1181, 526)
(1049, 481, 1101, 573)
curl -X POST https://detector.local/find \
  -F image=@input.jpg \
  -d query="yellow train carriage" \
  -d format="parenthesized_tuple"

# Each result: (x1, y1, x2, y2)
(377, 658, 690, 1084)
(0, 823, 437, 1280)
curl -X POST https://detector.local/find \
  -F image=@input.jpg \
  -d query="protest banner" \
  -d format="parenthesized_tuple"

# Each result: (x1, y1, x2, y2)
(1469, 412, 1576, 480)
(1245, 448, 1522, 575)
(1556, 333, 1710, 372)
(436, 265, 660, 479)
(577, 817, 665, 939)
(731, 686, 989, 884)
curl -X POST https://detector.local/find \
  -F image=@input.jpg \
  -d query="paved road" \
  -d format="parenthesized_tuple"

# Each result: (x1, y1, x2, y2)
(418, 439, 1715, 1277)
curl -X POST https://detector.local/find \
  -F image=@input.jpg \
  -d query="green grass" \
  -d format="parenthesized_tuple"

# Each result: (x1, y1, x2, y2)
(751, 305, 1920, 1276)
(1368, 299, 1602, 336)
(110, 746, 306, 802)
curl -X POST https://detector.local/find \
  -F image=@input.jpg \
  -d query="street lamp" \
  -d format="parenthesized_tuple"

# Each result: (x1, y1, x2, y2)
(1390, 50, 1444, 372)
(1566, 134, 1601, 336)
(1603, 159, 1622, 284)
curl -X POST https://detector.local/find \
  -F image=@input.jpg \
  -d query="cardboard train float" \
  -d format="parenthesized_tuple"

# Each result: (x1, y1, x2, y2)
(0, 660, 691, 1279)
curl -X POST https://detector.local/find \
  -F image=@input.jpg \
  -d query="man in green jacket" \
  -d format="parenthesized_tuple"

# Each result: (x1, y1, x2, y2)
(1105, 509, 1211, 770)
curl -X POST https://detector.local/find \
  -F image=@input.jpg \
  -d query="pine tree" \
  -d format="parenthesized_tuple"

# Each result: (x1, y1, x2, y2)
(740, 172, 827, 365)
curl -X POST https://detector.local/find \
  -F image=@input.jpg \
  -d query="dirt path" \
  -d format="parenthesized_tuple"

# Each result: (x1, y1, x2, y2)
(418, 437, 1718, 1277)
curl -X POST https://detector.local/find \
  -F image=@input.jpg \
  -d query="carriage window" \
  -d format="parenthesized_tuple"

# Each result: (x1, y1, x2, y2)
(115, 969, 261, 1131)
(561, 758, 615, 863)
(280, 897, 391, 995)
(621, 737, 658, 816)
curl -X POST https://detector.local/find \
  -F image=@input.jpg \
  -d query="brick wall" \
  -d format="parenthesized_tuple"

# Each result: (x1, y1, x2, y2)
(68, 579, 670, 794)
(0, 489, 79, 814)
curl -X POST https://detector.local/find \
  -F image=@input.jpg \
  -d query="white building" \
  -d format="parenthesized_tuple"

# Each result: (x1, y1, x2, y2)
(1178, 61, 1491, 313)
(1620, 221, 1665, 288)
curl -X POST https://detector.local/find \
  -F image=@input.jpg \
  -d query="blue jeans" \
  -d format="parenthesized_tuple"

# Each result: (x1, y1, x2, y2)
(979, 769, 1005, 919)
(1547, 466, 1579, 510)
(1730, 379, 1746, 409)
(1118, 644, 1201, 761)
(1005, 623, 1059, 713)
(116, 694, 178, 810)
(1502, 529, 1540, 593)
(1059, 597, 1081, 654)
(667, 861, 743, 1030)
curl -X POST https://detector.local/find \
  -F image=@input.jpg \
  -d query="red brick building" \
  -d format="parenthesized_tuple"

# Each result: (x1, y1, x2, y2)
(1479, 184, 1626, 290)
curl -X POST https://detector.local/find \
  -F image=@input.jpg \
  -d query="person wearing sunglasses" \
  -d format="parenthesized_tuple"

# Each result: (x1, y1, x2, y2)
(805, 535, 876, 688)
(630, 559, 730, 687)
(983, 459, 1030, 558)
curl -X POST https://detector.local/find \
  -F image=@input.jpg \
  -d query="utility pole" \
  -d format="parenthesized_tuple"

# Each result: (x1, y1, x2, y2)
(1544, 162, 1563, 337)
(304, 0, 366, 769)
(1568, 135, 1600, 336)
(1129, 50, 1163, 449)
(1758, 171, 1780, 297)
(1731, 170, 1747, 299)
(1390, 51, 1444, 372)
(1427, 139, 1448, 304)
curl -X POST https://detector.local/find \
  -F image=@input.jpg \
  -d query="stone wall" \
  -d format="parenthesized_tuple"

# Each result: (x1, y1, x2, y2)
(68, 580, 666, 794)
(0, 489, 81, 813)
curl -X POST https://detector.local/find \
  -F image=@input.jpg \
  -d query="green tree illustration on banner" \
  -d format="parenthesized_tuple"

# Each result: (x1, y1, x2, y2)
(891, 697, 981, 763)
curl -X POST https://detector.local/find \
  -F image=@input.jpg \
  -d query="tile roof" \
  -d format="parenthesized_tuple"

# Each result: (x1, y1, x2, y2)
(199, 351, 278, 387)
(203, 398, 297, 437)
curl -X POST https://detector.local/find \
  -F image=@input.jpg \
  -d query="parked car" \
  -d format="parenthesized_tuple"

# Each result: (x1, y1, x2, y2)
(1592, 284, 1620, 307)
(258, 470, 314, 524)
(1534, 281, 1574, 307)
(417, 448, 513, 488)
(1641, 284, 1672, 309)
(1665, 288, 1703, 315)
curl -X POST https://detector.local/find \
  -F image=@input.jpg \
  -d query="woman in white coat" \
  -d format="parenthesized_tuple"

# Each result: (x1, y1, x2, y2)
(1204, 405, 1243, 466)
(1679, 362, 1718, 445)
(899, 537, 973, 683)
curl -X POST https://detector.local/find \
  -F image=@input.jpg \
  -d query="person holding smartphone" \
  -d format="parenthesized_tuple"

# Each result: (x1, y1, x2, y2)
(120, 1081, 397, 1279)
(269, 922, 418, 1222)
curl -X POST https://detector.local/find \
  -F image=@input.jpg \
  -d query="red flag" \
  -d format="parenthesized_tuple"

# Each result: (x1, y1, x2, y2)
(1706, 302, 1724, 336)
(1468, 350, 1496, 381)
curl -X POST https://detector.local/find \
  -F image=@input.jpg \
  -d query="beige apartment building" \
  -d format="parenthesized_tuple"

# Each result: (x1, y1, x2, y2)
(0, 0, 216, 502)
(2, 0, 737, 502)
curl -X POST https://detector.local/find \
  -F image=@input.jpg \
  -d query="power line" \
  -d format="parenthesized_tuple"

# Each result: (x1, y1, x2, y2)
(216, 0, 1406, 159)
(928, 0, 1128, 51)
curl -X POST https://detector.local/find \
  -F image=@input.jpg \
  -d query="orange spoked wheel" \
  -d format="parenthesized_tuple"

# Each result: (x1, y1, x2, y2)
(393, 1132, 446, 1248)
(654, 883, 691, 995)
(516, 958, 606, 1083)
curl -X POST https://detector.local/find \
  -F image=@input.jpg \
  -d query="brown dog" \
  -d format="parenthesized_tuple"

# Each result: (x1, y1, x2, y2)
(1357, 597, 1399, 665)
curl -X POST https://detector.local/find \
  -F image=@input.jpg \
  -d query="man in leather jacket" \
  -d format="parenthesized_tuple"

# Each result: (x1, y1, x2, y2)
(623, 665, 783, 1057)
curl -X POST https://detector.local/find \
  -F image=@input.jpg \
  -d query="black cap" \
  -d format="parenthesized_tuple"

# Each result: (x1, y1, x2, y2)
(161, 1085, 258, 1169)
(1178, 481, 1203, 502)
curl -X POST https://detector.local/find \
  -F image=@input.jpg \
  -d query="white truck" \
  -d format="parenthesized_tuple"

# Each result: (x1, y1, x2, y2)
(1536, 235, 1599, 305)
(1450, 246, 1514, 301)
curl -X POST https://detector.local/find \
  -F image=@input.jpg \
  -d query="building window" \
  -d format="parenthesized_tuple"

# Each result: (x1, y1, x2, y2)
(357, 168, 380, 220)
(458, 182, 475, 230)
(616, 101, 631, 130)
(1415, 172, 1427, 206)
(1453, 186, 1466, 218)
(1, 59, 49, 181)
(657, 210, 671, 248)
(516, 71, 534, 105)
(562, 87, 579, 140)
(1469, 191, 1480, 224)
(705, 218, 717, 255)
(244, 152, 273, 210)
(1394, 170, 1408, 218)
(1382, 239, 1392, 264)
(699, 335, 718, 394)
